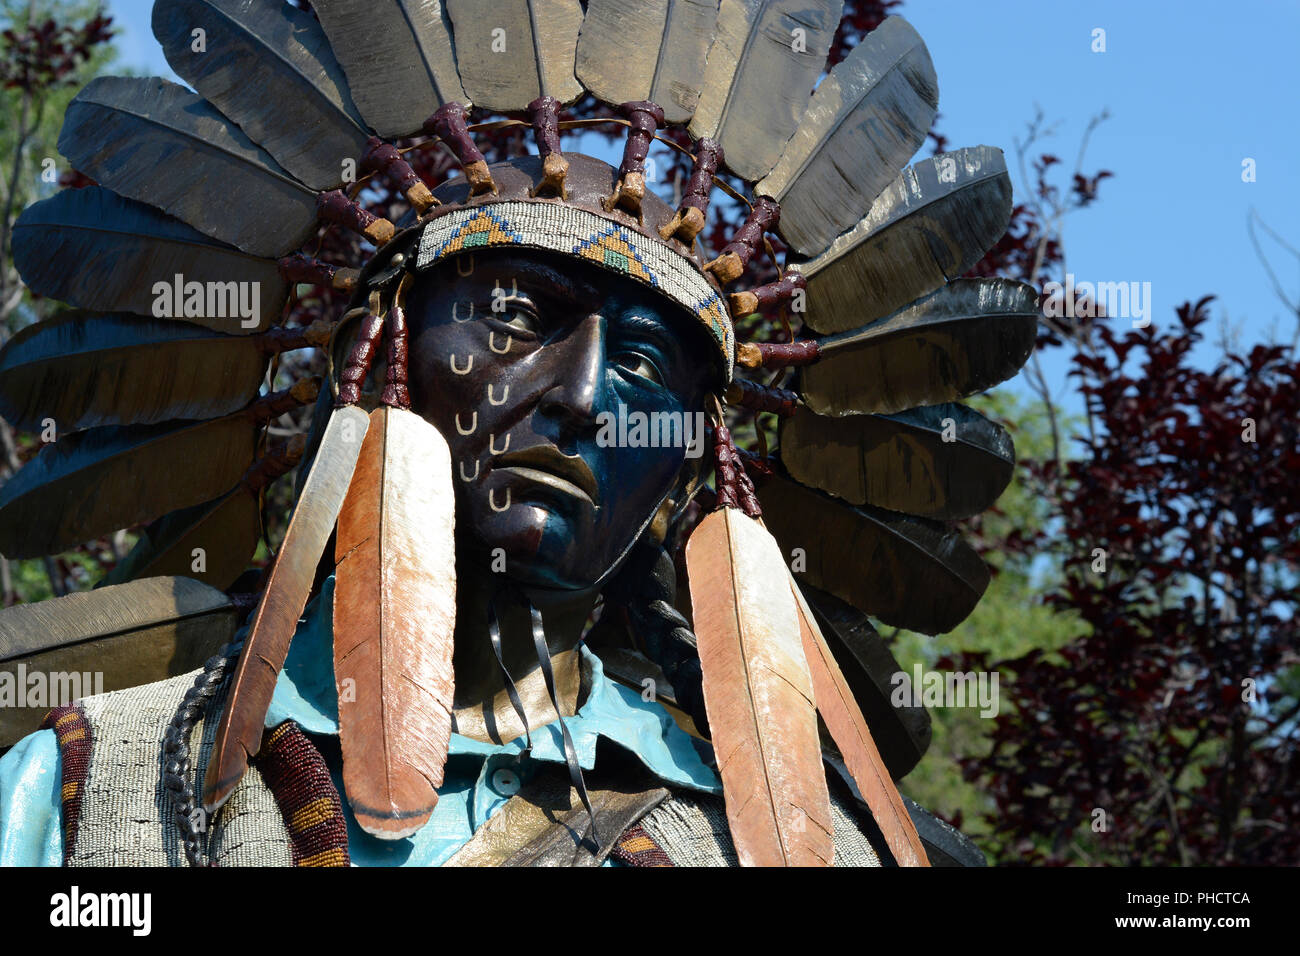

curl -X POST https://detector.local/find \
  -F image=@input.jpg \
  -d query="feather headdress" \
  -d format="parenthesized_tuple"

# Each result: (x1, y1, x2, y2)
(2, 0, 1034, 860)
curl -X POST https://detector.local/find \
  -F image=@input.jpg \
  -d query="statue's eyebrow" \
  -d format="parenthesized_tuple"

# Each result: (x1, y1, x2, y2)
(616, 310, 674, 339)
(504, 259, 600, 306)
(614, 310, 689, 362)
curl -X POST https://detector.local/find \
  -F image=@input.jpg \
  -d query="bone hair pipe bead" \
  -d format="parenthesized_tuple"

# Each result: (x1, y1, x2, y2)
(382, 305, 411, 410)
(337, 312, 386, 406)
(426, 102, 497, 196)
(240, 435, 308, 493)
(277, 254, 360, 292)
(727, 272, 807, 317)
(527, 96, 569, 198)
(316, 190, 395, 245)
(362, 137, 436, 213)
(704, 197, 780, 285)
(660, 138, 723, 244)
(724, 378, 799, 417)
(606, 101, 664, 218)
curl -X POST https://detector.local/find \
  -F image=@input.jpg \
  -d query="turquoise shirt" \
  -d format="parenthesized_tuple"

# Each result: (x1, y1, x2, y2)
(0, 577, 719, 866)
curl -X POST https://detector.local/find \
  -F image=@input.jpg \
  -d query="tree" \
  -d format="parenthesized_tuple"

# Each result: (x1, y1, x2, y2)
(0, 0, 115, 603)
(957, 298, 1300, 865)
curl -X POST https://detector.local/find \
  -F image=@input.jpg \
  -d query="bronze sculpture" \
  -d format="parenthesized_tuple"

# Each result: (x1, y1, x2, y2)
(0, 1, 1035, 867)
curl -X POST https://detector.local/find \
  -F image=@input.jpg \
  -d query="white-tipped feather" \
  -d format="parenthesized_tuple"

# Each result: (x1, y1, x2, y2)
(686, 508, 834, 866)
(334, 406, 457, 840)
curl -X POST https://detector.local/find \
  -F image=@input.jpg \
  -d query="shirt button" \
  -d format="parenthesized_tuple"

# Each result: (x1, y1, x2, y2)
(491, 767, 521, 796)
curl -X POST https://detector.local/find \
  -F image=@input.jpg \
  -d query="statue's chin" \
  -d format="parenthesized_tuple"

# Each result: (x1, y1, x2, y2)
(454, 512, 624, 600)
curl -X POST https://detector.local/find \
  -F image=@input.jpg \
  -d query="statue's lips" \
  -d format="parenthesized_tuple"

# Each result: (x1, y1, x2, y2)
(492, 445, 600, 506)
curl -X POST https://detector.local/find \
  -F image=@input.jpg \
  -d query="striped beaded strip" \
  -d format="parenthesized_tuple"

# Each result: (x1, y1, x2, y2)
(41, 706, 93, 864)
(255, 721, 350, 867)
(415, 200, 734, 380)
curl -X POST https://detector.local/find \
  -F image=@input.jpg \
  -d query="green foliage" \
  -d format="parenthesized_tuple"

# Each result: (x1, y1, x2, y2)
(0, 1, 119, 603)
(1, 0, 119, 329)
(893, 390, 1087, 845)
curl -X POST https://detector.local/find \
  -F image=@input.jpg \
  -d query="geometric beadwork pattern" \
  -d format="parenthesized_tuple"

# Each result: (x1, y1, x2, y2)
(41, 705, 92, 865)
(416, 200, 734, 379)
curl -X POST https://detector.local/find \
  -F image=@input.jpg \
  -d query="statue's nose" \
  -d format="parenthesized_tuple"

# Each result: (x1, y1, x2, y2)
(538, 312, 604, 432)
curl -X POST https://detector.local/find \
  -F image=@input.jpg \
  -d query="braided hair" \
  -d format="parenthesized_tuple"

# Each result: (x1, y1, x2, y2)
(162, 642, 240, 866)
(600, 534, 710, 739)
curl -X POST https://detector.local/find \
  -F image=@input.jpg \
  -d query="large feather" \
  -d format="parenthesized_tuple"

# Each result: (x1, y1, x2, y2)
(12, 186, 285, 332)
(802, 277, 1039, 416)
(792, 146, 1013, 332)
(757, 467, 989, 635)
(0, 312, 267, 432)
(333, 406, 456, 839)
(204, 405, 370, 812)
(779, 401, 1015, 519)
(799, 583, 931, 780)
(758, 16, 938, 255)
(101, 487, 261, 591)
(445, 0, 584, 111)
(313, 0, 467, 137)
(152, 0, 370, 190)
(0, 416, 258, 559)
(901, 795, 988, 866)
(103, 425, 306, 590)
(58, 76, 318, 257)
(787, 575, 928, 865)
(689, 0, 843, 182)
(685, 507, 833, 866)
(0, 577, 236, 747)
(576, 0, 719, 124)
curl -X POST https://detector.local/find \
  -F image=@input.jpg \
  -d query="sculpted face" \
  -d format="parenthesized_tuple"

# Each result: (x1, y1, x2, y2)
(404, 248, 717, 594)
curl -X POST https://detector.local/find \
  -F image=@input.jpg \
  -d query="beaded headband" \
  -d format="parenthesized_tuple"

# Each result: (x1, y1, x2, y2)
(413, 195, 735, 378)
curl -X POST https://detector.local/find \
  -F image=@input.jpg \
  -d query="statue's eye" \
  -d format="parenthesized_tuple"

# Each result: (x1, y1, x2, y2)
(500, 307, 540, 336)
(614, 350, 664, 386)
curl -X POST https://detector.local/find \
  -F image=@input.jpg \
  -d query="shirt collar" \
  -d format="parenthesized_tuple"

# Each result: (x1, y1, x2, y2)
(264, 576, 720, 795)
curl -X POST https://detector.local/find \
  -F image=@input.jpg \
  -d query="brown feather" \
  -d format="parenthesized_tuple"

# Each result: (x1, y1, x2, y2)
(789, 574, 930, 866)
(203, 405, 370, 812)
(685, 507, 833, 866)
(333, 406, 456, 839)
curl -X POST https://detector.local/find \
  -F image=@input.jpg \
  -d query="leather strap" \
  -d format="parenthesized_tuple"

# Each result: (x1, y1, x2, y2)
(526, 598, 599, 844)
(488, 597, 533, 754)
(444, 762, 668, 866)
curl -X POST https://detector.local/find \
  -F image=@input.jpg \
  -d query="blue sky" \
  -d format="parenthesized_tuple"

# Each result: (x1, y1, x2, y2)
(102, 0, 1300, 394)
